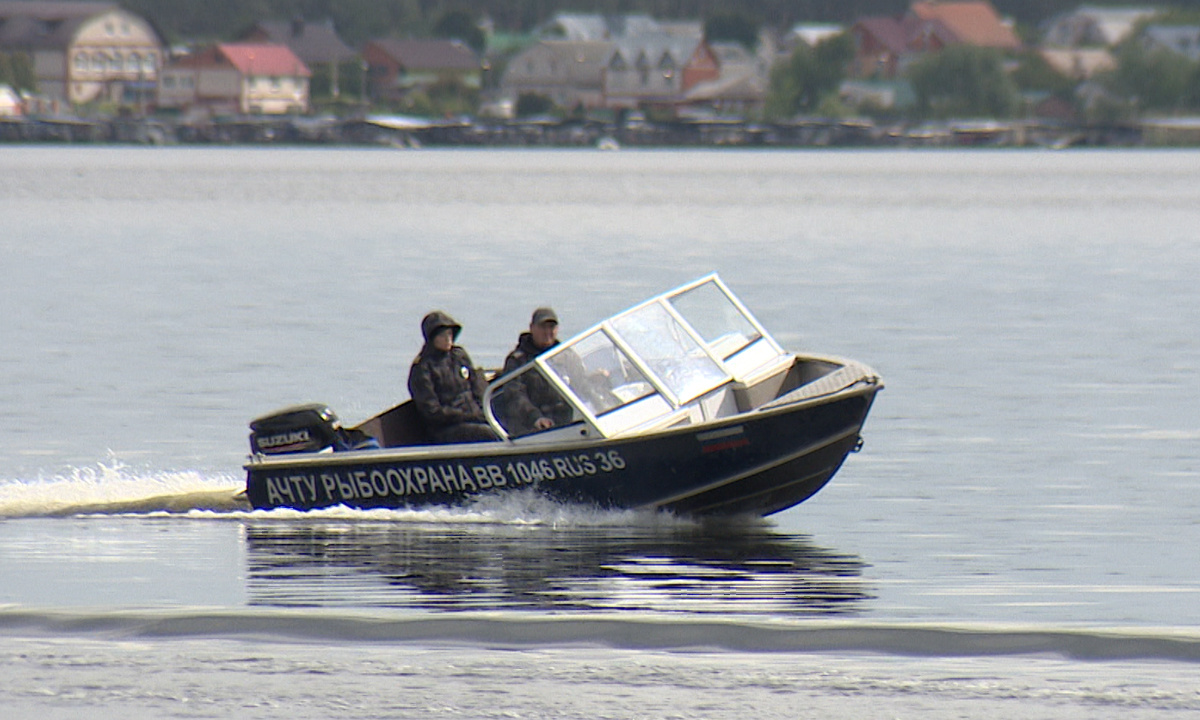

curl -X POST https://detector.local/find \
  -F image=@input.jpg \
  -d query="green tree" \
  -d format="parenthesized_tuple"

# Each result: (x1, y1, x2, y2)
(0, 51, 36, 92)
(89, 1, 1200, 47)
(426, 78, 478, 116)
(908, 45, 1020, 118)
(1010, 51, 1074, 95)
(14, 52, 36, 91)
(325, 0, 423, 47)
(765, 33, 853, 118)
(1101, 41, 1195, 112)
(704, 12, 759, 49)
(433, 9, 486, 54)
(1187, 63, 1200, 108)
(1151, 8, 1200, 25)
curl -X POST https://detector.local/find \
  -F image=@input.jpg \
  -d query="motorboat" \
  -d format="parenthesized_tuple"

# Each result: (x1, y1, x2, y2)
(244, 274, 882, 516)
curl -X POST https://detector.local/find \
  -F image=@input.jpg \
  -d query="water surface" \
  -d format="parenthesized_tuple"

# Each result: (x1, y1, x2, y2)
(2, 147, 1199, 718)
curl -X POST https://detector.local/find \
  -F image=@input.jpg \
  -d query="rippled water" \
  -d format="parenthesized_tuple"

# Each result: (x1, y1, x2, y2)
(2, 147, 1199, 718)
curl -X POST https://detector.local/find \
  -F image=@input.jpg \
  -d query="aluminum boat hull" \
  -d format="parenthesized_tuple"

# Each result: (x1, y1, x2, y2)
(244, 381, 879, 517)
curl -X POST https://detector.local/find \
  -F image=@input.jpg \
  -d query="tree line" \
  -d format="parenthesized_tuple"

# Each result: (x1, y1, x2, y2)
(765, 14, 1200, 123)
(0, 51, 35, 91)
(118, 0, 1200, 46)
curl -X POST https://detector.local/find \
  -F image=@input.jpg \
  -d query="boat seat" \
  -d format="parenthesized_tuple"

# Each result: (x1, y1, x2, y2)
(729, 355, 796, 412)
(353, 401, 434, 448)
(696, 384, 739, 421)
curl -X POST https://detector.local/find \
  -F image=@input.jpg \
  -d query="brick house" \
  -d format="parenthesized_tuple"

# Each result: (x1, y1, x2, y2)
(362, 38, 480, 103)
(851, 1, 1020, 78)
(850, 16, 917, 78)
(908, 1, 1021, 50)
(678, 42, 768, 115)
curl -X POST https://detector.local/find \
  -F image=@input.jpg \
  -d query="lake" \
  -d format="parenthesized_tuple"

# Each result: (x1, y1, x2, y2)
(2, 146, 1199, 718)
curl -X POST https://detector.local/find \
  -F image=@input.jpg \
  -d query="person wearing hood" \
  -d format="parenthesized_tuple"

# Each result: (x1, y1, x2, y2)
(408, 311, 497, 444)
(499, 307, 575, 434)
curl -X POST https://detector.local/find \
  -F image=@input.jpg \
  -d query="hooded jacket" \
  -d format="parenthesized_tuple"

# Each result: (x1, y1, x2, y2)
(408, 311, 488, 431)
(420, 310, 461, 343)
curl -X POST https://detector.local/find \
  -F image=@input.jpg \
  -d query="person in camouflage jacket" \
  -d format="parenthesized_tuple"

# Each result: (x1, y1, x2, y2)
(407, 310, 497, 444)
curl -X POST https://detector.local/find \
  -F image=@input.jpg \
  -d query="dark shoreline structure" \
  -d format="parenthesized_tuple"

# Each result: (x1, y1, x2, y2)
(0, 113, 1168, 148)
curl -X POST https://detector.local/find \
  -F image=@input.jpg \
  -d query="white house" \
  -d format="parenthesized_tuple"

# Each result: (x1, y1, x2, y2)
(0, 1, 161, 106)
(1041, 6, 1158, 47)
(0, 82, 23, 115)
(500, 40, 612, 109)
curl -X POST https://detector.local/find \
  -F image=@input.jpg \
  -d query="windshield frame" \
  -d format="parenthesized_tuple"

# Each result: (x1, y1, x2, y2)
(483, 274, 789, 441)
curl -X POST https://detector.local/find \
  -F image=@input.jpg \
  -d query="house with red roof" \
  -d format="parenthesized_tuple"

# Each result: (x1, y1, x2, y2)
(851, 16, 917, 78)
(908, 1, 1020, 50)
(158, 42, 311, 115)
(240, 18, 355, 67)
(239, 18, 356, 99)
(850, 1, 1020, 78)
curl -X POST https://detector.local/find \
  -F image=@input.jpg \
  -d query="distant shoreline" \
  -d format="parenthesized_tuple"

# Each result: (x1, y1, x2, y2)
(6, 114, 1199, 148)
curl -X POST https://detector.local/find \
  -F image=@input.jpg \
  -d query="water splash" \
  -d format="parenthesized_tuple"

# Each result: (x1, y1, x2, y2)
(0, 459, 720, 529)
(202, 488, 712, 529)
(0, 460, 246, 519)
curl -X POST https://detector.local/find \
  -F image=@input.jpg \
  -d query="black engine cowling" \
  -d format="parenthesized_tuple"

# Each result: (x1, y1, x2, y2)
(249, 403, 342, 455)
(249, 403, 381, 455)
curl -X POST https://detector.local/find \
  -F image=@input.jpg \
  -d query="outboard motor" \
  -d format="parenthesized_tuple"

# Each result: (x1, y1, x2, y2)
(249, 403, 343, 455)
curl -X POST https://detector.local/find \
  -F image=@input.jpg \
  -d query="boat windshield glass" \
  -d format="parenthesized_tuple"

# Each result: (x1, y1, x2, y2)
(668, 280, 761, 361)
(545, 330, 652, 416)
(610, 301, 727, 404)
(488, 363, 581, 439)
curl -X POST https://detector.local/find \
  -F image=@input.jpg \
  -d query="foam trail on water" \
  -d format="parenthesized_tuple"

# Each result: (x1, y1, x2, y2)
(0, 461, 246, 518)
(0, 460, 711, 529)
(195, 489, 707, 529)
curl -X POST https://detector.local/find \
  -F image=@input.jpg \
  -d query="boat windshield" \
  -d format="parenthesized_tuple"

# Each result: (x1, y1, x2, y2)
(486, 274, 788, 441)
(667, 280, 762, 361)
(545, 330, 653, 416)
(487, 363, 583, 439)
(610, 301, 727, 404)
(487, 329, 658, 440)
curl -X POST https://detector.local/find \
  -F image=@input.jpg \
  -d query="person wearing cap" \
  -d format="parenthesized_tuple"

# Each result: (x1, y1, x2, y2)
(499, 307, 574, 434)
(407, 310, 497, 444)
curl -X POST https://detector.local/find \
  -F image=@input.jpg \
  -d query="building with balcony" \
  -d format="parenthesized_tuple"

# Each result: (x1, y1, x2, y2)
(0, 1, 162, 107)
